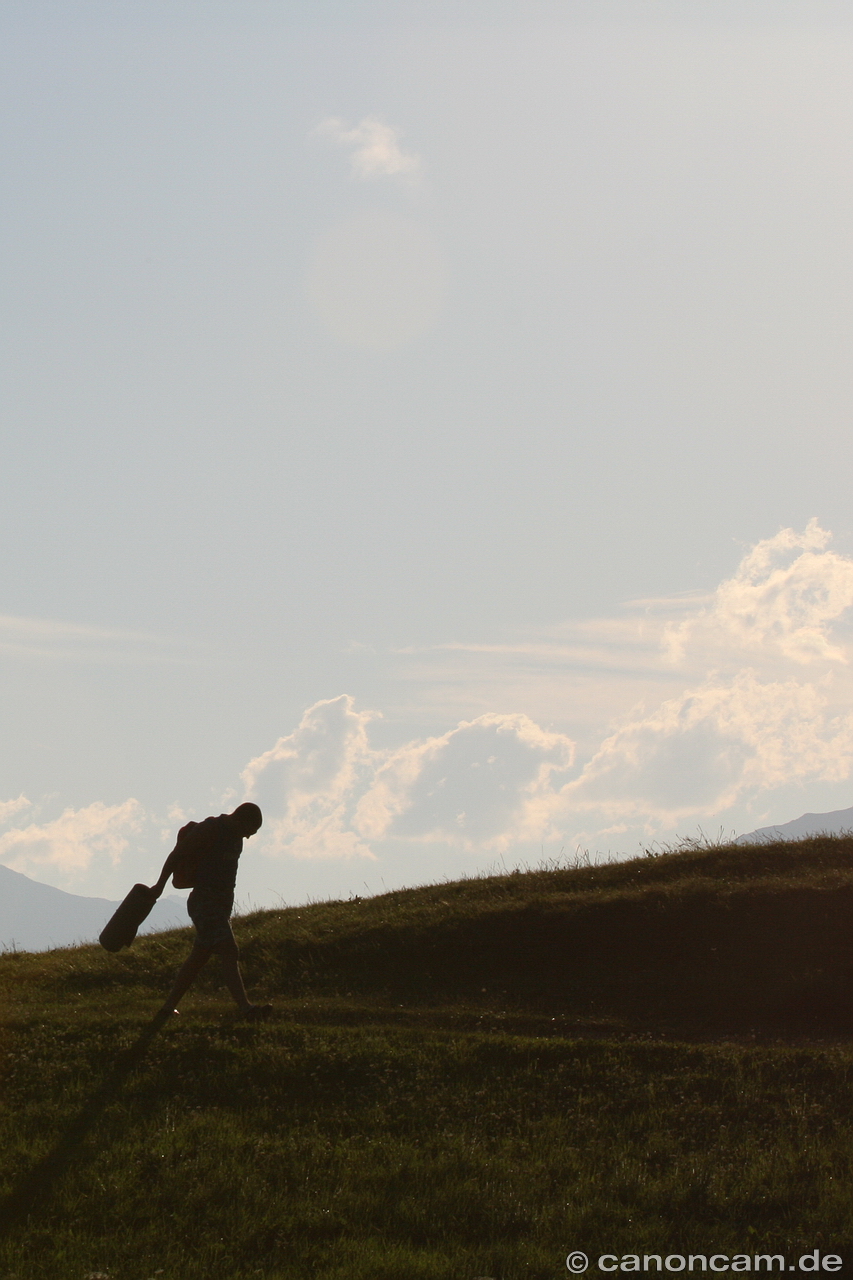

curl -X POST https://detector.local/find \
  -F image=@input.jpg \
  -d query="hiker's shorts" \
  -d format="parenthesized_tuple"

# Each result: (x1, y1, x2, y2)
(187, 887, 235, 949)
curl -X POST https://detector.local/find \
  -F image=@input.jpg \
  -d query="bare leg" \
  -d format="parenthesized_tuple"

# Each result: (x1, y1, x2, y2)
(211, 936, 253, 1012)
(156, 934, 270, 1023)
(159, 942, 214, 1014)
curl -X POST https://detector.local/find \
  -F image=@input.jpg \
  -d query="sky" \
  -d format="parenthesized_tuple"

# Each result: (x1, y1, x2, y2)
(3, 0, 853, 911)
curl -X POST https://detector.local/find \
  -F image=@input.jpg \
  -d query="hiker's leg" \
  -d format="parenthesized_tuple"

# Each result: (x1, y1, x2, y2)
(212, 935, 253, 1012)
(162, 942, 214, 1011)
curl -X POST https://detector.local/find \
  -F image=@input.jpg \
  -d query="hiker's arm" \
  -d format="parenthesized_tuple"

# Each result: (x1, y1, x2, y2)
(150, 849, 179, 898)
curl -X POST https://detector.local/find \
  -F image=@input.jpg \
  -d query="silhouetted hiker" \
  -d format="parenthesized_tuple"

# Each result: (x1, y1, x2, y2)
(150, 802, 272, 1022)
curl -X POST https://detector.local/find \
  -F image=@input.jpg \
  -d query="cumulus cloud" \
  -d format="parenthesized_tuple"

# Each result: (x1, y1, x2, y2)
(562, 671, 853, 823)
(372, 519, 853, 856)
(665, 519, 853, 665)
(241, 696, 379, 860)
(314, 117, 421, 181)
(0, 796, 31, 825)
(240, 701, 576, 861)
(548, 520, 853, 834)
(4, 521, 853, 899)
(354, 714, 575, 850)
(0, 800, 145, 886)
(230, 522, 853, 864)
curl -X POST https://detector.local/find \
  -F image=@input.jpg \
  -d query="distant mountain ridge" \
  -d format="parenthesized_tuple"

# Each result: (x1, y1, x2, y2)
(0, 863, 187, 953)
(737, 804, 853, 844)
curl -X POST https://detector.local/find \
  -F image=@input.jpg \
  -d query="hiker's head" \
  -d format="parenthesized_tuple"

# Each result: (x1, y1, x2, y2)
(231, 802, 263, 837)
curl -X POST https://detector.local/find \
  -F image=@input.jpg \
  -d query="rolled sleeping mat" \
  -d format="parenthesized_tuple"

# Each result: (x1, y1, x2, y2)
(99, 883, 158, 952)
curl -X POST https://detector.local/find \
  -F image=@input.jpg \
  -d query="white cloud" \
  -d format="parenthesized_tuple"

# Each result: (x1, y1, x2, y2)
(4, 523, 853, 897)
(366, 520, 853, 853)
(229, 521, 853, 865)
(240, 702, 575, 861)
(314, 116, 421, 181)
(562, 670, 853, 823)
(354, 714, 575, 850)
(665, 519, 853, 665)
(0, 796, 31, 825)
(541, 521, 853, 835)
(241, 695, 379, 860)
(0, 800, 145, 886)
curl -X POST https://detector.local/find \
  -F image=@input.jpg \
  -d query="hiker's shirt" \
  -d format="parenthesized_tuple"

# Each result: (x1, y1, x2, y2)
(192, 815, 243, 895)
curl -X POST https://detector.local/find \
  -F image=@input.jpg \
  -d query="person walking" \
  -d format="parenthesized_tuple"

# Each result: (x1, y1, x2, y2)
(150, 802, 271, 1022)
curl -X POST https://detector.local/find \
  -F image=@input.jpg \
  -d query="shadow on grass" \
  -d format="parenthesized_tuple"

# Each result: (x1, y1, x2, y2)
(0, 1008, 172, 1235)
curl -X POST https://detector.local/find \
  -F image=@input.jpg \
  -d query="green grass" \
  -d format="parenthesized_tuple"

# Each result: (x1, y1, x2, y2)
(2, 835, 853, 1277)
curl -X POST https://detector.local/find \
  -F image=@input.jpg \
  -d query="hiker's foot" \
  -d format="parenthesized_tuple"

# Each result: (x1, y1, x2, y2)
(240, 1003, 273, 1022)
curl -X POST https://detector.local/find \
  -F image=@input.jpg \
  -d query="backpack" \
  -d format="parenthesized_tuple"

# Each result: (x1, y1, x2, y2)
(170, 820, 215, 889)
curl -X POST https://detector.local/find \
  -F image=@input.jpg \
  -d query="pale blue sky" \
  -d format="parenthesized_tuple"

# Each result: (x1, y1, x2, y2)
(3, 1, 853, 909)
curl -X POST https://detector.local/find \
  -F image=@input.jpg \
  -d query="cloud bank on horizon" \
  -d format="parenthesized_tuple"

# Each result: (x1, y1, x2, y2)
(3, 520, 853, 898)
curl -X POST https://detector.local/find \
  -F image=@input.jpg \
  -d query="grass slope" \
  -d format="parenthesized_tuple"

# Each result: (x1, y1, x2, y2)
(2, 836, 853, 1278)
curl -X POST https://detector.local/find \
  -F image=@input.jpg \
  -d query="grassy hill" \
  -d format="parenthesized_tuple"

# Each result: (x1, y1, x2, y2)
(2, 836, 853, 1277)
